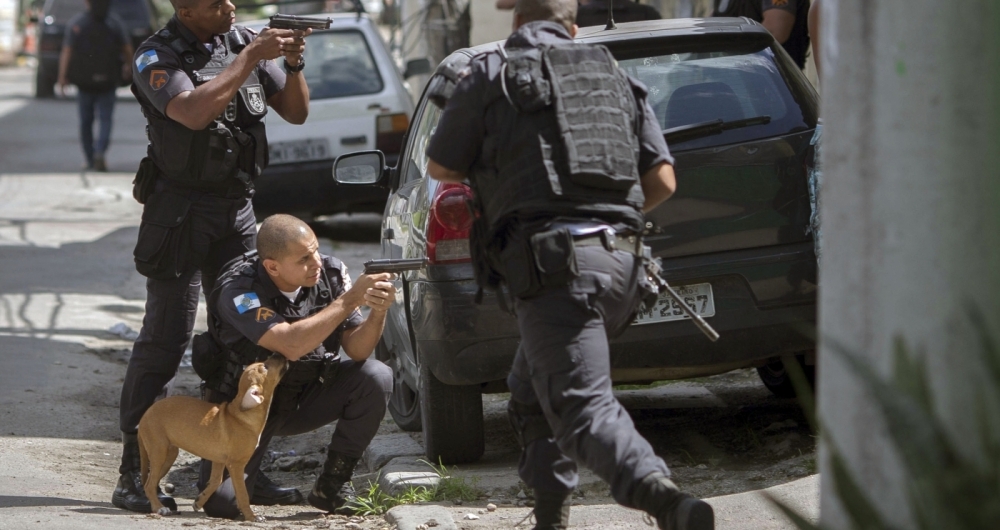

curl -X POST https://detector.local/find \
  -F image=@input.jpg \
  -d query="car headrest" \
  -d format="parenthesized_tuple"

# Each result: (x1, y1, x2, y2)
(664, 81, 745, 130)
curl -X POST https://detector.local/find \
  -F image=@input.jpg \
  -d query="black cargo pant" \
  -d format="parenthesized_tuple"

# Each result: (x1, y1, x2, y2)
(119, 184, 257, 438)
(507, 245, 671, 506)
(199, 356, 393, 519)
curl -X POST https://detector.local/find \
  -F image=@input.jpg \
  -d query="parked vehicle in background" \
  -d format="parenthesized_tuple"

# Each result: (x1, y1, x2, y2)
(32, 0, 157, 98)
(335, 17, 820, 464)
(244, 13, 429, 219)
(0, 0, 17, 65)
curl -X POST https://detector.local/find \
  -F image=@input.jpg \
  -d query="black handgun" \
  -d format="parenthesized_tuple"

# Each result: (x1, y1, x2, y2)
(268, 14, 333, 31)
(363, 258, 428, 274)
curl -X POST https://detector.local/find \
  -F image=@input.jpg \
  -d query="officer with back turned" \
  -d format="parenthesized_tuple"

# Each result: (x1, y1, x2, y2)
(113, 0, 312, 514)
(426, 0, 714, 528)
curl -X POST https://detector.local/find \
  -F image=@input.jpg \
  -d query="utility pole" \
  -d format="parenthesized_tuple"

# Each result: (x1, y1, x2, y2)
(819, 0, 1000, 527)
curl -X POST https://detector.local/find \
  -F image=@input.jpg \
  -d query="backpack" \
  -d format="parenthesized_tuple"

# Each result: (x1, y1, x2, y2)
(67, 14, 124, 92)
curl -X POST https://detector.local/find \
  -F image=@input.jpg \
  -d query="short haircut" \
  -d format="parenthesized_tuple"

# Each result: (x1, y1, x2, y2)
(257, 214, 314, 261)
(515, 0, 577, 30)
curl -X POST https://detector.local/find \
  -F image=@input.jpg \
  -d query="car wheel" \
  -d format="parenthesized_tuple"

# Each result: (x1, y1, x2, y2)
(376, 340, 422, 432)
(756, 353, 816, 399)
(35, 68, 55, 99)
(419, 361, 484, 464)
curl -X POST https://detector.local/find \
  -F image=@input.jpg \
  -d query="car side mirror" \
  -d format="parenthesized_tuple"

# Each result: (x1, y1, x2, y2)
(333, 150, 387, 186)
(403, 58, 432, 79)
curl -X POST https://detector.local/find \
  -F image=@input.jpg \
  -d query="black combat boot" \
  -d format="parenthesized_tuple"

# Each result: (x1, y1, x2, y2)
(531, 490, 572, 530)
(251, 472, 304, 505)
(111, 433, 177, 513)
(307, 451, 360, 514)
(632, 473, 714, 530)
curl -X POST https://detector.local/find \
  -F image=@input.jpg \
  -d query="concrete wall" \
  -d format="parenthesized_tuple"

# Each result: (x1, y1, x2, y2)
(819, 0, 1000, 527)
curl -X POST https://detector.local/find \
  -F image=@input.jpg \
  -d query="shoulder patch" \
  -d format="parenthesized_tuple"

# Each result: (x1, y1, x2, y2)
(255, 307, 276, 322)
(233, 292, 261, 314)
(135, 50, 159, 73)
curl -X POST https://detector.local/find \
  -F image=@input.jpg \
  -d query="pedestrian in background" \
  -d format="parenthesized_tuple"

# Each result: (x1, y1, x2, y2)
(713, 0, 811, 70)
(57, 0, 132, 171)
(427, 0, 713, 527)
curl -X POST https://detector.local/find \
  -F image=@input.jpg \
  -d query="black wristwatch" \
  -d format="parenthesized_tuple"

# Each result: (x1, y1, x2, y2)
(283, 58, 305, 74)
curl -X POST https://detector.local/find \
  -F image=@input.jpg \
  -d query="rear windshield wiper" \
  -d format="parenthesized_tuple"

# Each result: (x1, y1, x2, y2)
(663, 115, 771, 144)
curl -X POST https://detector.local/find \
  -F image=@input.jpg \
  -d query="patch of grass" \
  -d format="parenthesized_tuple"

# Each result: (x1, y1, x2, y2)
(346, 460, 485, 516)
(418, 458, 483, 502)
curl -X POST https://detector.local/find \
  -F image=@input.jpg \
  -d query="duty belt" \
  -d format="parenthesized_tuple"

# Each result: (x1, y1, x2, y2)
(569, 227, 642, 256)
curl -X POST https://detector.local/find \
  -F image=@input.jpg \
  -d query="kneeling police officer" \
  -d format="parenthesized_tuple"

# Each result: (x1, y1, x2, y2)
(114, 0, 311, 513)
(192, 214, 394, 518)
(426, 0, 714, 528)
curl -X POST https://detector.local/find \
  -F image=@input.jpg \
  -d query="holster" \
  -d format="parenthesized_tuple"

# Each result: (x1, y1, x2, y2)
(132, 157, 158, 204)
(193, 333, 241, 402)
(133, 191, 194, 280)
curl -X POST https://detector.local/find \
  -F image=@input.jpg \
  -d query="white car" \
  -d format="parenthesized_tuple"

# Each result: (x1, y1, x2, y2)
(244, 13, 429, 218)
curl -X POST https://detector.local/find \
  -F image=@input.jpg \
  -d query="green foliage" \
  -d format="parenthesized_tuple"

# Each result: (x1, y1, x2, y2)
(418, 458, 483, 502)
(347, 459, 484, 516)
(768, 306, 1000, 529)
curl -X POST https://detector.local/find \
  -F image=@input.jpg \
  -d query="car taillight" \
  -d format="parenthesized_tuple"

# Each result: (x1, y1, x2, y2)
(376, 112, 408, 154)
(427, 183, 473, 264)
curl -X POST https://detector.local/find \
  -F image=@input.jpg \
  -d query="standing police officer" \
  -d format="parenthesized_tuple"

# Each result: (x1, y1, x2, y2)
(113, 0, 311, 513)
(193, 214, 394, 519)
(426, 0, 714, 528)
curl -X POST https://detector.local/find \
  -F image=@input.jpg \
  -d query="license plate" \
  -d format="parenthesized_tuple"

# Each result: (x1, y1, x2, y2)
(634, 282, 715, 325)
(268, 138, 331, 164)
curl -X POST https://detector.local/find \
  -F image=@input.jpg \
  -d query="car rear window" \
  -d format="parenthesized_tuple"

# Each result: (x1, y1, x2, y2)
(618, 48, 810, 151)
(304, 30, 384, 100)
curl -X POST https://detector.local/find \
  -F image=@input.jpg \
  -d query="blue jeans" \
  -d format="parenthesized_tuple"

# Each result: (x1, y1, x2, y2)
(78, 89, 117, 166)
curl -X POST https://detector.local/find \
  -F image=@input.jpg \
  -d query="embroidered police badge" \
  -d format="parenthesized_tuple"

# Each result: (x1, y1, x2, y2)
(246, 86, 266, 114)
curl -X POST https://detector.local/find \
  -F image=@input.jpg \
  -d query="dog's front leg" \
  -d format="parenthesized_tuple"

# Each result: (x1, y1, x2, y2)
(227, 461, 259, 522)
(194, 461, 224, 512)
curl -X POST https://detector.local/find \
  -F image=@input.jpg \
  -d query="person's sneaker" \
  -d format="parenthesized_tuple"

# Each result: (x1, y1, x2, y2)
(111, 468, 178, 513)
(307, 451, 360, 515)
(251, 472, 304, 505)
(92, 153, 107, 172)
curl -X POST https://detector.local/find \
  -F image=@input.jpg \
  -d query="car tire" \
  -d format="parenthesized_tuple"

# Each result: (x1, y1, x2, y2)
(35, 67, 55, 99)
(376, 340, 422, 432)
(756, 353, 816, 399)
(419, 361, 484, 465)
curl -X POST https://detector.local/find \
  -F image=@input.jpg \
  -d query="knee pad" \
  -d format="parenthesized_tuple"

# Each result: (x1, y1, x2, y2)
(507, 400, 553, 449)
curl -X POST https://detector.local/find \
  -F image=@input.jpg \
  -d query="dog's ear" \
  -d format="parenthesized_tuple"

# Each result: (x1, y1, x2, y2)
(240, 386, 264, 411)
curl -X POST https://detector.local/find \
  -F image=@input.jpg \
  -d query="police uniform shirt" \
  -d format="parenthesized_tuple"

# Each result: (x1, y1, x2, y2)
(426, 21, 674, 193)
(213, 256, 364, 357)
(131, 15, 286, 117)
(713, 0, 811, 69)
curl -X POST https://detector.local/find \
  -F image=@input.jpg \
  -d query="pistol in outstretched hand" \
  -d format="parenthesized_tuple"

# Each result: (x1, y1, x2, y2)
(363, 258, 428, 275)
(268, 13, 333, 31)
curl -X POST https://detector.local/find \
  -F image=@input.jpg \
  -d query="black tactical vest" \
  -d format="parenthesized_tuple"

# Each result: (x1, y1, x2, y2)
(208, 252, 350, 391)
(137, 20, 270, 188)
(473, 42, 646, 240)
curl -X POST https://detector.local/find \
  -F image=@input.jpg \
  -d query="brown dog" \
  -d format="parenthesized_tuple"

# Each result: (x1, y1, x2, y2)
(138, 354, 288, 521)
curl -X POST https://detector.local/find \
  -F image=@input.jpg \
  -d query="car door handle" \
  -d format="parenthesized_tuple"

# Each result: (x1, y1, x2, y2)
(367, 103, 381, 110)
(341, 135, 367, 146)
(383, 228, 395, 240)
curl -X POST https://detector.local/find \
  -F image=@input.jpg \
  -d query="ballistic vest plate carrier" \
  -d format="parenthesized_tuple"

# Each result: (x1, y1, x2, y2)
(475, 42, 646, 237)
(139, 21, 270, 188)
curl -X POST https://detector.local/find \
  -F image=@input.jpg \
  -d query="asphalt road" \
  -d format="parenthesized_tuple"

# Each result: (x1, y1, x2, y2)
(0, 64, 819, 529)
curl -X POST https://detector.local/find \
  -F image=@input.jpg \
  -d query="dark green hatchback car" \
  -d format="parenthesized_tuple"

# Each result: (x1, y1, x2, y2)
(336, 17, 820, 464)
